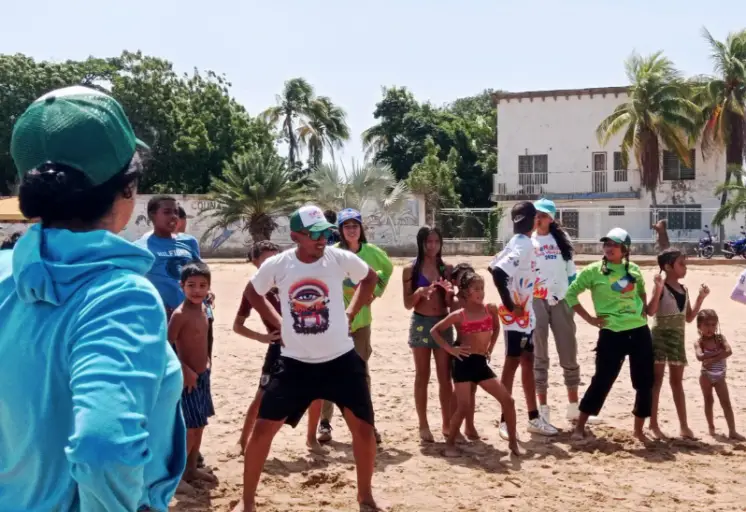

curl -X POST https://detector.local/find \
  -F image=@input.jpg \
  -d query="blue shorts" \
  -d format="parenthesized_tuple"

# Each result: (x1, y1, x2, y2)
(181, 368, 215, 429)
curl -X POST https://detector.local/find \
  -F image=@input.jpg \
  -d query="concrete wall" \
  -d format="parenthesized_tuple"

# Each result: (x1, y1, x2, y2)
(0, 195, 427, 257)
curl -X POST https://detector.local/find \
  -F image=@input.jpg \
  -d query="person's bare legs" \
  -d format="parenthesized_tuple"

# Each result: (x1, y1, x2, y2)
(520, 352, 538, 413)
(566, 387, 579, 405)
(236, 390, 263, 454)
(713, 379, 746, 440)
(480, 378, 521, 455)
(412, 347, 434, 442)
(306, 399, 325, 452)
(464, 384, 479, 440)
(648, 362, 667, 438)
(341, 407, 380, 509)
(500, 356, 520, 395)
(184, 427, 217, 482)
(445, 383, 471, 456)
(434, 347, 456, 438)
(232, 418, 284, 512)
(668, 365, 694, 438)
(700, 375, 716, 436)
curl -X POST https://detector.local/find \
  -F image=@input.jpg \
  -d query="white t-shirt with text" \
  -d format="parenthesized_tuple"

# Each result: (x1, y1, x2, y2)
(251, 247, 370, 363)
(489, 234, 536, 333)
(532, 232, 577, 306)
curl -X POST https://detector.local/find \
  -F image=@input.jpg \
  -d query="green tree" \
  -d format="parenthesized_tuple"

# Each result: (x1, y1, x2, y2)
(406, 137, 461, 224)
(263, 78, 349, 171)
(200, 148, 309, 242)
(712, 165, 746, 226)
(693, 28, 746, 240)
(596, 52, 700, 207)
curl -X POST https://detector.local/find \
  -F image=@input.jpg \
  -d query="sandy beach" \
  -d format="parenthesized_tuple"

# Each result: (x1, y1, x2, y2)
(171, 257, 746, 512)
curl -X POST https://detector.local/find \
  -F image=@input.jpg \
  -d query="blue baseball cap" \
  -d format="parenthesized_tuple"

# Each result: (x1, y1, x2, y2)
(534, 198, 557, 218)
(337, 208, 362, 226)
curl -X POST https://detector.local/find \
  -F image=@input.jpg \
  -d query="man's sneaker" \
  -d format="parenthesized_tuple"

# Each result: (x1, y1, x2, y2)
(539, 404, 552, 424)
(498, 421, 510, 440)
(318, 419, 333, 443)
(566, 402, 602, 424)
(528, 415, 559, 436)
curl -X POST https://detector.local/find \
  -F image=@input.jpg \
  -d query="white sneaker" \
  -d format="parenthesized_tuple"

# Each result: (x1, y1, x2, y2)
(539, 404, 552, 424)
(528, 416, 559, 436)
(566, 403, 603, 424)
(498, 421, 510, 440)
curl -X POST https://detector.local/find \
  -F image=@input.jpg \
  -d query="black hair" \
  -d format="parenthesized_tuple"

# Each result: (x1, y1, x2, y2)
(147, 195, 177, 217)
(1, 232, 22, 250)
(248, 240, 281, 261)
(323, 209, 337, 224)
(411, 225, 446, 292)
(338, 218, 367, 250)
(600, 244, 634, 281)
(177, 205, 187, 219)
(18, 153, 143, 227)
(180, 260, 211, 284)
(512, 201, 536, 235)
(458, 270, 484, 298)
(452, 262, 475, 282)
(549, 221, 574, 261)
(696, 308, 719, 327)
(657, 247, 683, 273)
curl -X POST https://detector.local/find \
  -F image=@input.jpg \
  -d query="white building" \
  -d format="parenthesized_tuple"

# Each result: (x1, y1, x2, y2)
(492, 86, 735, 246)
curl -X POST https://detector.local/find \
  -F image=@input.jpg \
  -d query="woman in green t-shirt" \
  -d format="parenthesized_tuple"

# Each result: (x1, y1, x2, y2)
(315, 208, 394, 445)
(564, 228, 654, 442)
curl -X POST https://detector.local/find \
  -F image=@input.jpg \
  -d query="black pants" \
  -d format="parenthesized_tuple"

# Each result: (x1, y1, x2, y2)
(579, 325, 654, 418)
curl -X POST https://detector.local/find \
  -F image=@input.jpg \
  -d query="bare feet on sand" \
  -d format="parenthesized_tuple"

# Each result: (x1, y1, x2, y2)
(508, 441, 523, 456)
(306, 439, 328, 454)
(709, 425, 717, 437)
(444, 445, 461, 457)
(359, 498, 390, 511)
(231, 499, 254, 512)
(570, 428, 587, 441)
(633, 430, 652, 444)
(464, 427, 480, 441)
(680, 426, 697, 440)
(419, 427, 434, 443)
(184, 468, 219, 484)
(649, 425, 667, 439)
(229, 442, 244, 457)
(729, 431, 746, 441)
(448, 431, 467, 444)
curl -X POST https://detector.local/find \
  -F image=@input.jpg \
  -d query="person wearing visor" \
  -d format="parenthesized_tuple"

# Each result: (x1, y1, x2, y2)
(316, 208, 394, 444)
(0, 86, 186, 511)
(565, 228, 654, 442)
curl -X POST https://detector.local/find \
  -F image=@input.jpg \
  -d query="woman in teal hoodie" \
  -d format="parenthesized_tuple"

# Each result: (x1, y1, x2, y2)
(0, 86, 186, 511)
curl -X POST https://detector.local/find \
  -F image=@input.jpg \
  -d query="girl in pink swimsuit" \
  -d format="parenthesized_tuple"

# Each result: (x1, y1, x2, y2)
(694, 309, 745, 440)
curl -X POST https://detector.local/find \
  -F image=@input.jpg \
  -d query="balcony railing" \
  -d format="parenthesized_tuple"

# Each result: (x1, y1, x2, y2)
(492, 169, 641, 201)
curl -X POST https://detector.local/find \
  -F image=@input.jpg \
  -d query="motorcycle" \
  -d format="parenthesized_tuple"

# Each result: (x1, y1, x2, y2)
(723, 226, 746, 259)
(696, 225, 715, 259)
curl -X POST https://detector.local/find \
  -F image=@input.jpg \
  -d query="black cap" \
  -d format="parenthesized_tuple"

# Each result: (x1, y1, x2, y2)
(511, 201, 537, 224)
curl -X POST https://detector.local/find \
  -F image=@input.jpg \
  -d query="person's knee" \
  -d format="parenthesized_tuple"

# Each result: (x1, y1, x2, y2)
(251, 419, 281, 440)
(500, 395, 516, 411)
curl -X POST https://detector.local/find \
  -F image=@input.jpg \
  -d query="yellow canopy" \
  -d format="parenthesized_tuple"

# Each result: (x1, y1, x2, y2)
(0, 197, 32, 222)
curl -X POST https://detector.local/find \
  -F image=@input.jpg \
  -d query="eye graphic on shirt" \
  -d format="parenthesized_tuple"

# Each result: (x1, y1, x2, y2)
(288, 279, 331, 335)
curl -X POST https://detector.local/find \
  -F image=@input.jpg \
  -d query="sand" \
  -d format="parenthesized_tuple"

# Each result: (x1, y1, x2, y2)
(171, 257, 746, 512)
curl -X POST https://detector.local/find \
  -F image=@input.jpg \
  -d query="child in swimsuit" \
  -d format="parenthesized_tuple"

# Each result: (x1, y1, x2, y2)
(694, 309, 744, 440)
(430, 271, 520, 457)
(646, 249, 709, 439)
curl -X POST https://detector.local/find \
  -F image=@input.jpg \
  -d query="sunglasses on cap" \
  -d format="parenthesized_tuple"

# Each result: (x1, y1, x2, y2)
(301, 228, 335, 241)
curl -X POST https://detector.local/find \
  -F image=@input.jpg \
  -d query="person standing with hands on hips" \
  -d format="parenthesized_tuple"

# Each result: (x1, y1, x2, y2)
(564, 228, 654, 442)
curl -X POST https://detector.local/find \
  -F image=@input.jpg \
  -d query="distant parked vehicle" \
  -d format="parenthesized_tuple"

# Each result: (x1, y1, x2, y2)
(723, 226, 746, 259)
(696, 225, 715, 259)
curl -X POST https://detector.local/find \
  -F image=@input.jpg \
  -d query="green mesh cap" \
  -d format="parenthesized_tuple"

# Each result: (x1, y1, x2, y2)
(10, 86, 148, 186)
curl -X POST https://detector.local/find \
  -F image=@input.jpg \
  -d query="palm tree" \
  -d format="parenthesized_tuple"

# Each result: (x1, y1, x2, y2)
(596, 52, 700, 207)
(693, 28, 746, 237)
(200, 148, 308, 242)
(263, 78, 350, 169)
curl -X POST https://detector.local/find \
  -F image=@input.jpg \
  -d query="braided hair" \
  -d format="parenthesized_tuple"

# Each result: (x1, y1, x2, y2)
(412, 226, 446, 292)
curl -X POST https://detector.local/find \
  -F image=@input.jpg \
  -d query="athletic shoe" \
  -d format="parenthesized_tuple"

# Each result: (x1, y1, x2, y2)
(566, 402, 602, 424)
(318, 419, 333, 443)
(528, 416, 559, 436)
(539, 404, 552, 424)
(498, 421, 510, 440)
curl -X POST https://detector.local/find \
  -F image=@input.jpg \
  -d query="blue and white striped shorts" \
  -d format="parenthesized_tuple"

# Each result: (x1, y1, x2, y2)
(181, 368, 215, 429)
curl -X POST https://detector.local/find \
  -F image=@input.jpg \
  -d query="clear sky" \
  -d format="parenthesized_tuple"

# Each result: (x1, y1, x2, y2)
(3, 0, 746, 163)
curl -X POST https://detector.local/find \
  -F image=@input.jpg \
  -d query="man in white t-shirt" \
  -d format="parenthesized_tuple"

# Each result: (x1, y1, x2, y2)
(232, 205, 382, 512)
(489, 201, 558, 439)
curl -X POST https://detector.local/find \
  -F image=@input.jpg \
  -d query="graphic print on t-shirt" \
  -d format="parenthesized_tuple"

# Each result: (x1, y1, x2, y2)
(497, 277, 534, 328)
(610, 274, 636, 294)
(288, 279, 331, 334)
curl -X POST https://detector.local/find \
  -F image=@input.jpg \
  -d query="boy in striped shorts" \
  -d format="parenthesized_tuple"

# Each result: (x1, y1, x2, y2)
(169, 261, 217, 484)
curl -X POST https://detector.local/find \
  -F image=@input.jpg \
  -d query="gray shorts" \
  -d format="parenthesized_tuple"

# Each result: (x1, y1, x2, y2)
(408, 312, 453, 349)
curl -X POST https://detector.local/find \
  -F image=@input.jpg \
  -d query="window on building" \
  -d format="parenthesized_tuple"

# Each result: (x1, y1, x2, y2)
(518, 154, 548, 181)
(593, 152, 607, 172)
(662, 149, 696, 181)
(613, 151, 628, 182)
(559, 210, 579, 239)
(609, 206, 625, 216)
(653, 204, 702, 230)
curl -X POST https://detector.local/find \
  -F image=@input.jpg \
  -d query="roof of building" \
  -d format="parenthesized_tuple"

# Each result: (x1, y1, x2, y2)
(492, 86, 629, 105)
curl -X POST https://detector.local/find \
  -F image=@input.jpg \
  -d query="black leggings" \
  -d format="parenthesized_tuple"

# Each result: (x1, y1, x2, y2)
(579, 325, 654, 418)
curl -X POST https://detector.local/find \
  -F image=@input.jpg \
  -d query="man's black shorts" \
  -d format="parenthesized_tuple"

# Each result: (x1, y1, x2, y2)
(258, 343, 282, 391)
(505, 330, 535, 357)
(258, 349, 374, 428)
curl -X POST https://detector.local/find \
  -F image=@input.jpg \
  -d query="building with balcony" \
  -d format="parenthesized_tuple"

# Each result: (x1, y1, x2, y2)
(491, 86, 729, 243)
